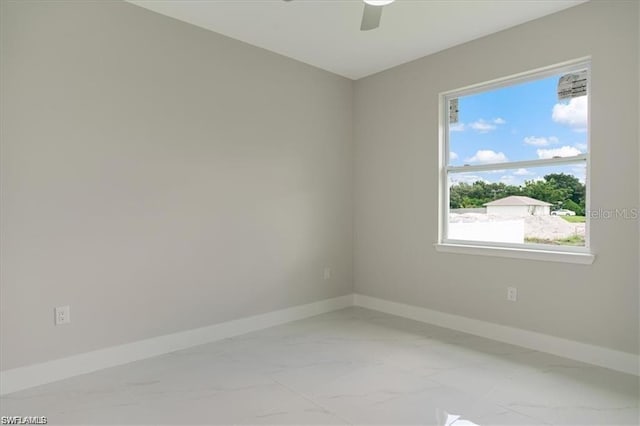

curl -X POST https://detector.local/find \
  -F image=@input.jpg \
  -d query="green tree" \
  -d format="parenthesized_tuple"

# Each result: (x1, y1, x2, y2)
(450, 181, 521, 209)
(544, 173, 585, 213)
(450, 173, 586, 213)
(523, 179, 569, 206)
(562, 199, 584, 216)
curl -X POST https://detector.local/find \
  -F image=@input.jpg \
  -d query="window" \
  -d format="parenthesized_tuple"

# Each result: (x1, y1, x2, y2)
(438, 60, 593, 264)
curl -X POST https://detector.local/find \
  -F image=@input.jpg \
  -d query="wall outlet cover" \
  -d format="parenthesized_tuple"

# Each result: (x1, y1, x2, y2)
(55, 306, 71, 325)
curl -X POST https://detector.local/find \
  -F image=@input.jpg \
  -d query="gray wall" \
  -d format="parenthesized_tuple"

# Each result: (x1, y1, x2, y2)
(0, 1, 353, 370)
(354, 1, 639, 355)
(2, 0, 638, 373)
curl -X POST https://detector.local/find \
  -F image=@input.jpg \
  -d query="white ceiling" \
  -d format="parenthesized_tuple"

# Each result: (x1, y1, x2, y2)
(128, 0, 586, 80)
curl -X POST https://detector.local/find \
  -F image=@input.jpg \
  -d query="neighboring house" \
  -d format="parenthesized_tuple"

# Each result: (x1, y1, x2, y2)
(484, 196, 552, 216)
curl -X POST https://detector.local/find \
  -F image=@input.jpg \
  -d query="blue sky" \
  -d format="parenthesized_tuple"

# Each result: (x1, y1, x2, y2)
(449, 73, 588, 186)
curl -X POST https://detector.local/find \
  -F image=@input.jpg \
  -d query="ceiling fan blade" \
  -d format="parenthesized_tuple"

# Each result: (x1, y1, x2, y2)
(360, 3, 383, 31)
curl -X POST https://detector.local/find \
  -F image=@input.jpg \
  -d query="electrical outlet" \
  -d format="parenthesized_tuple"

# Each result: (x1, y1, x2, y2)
(507, 287, 517, 302)
(54, 306, 71, 325)
(323, 267, 331, 280)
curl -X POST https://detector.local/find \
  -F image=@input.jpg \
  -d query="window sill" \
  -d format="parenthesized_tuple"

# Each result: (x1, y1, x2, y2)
(434, 243, 595, 265)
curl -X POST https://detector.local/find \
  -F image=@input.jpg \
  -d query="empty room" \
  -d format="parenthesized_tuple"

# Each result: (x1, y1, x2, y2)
(0, 0, 639, 425)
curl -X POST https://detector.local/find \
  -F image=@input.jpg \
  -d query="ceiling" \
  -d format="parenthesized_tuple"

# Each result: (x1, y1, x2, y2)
(128, 0, 586, 80)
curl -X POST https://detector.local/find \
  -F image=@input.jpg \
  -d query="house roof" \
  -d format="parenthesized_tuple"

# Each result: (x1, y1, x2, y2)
(484, 196, 553, 207)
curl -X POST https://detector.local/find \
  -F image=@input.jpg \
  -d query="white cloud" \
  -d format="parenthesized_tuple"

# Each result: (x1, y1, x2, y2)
(449, 123, 465, 132)
(469, 120, 496, 133)
(500, 175, 516, 184)
(537, 145, 582, 159)
(513, 168, 533, 176)
(450, 151, 459, 161)
(523, 136, 559, 147)
(571, 165, 587, 184)
(552, 96, 588, 131)
(466, 150, 508, 164)
(468, 118, 506, 133)
(574, 142, 588, 152)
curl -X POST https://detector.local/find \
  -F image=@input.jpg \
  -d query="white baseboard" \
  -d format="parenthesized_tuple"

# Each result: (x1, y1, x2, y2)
(354, 294, 639, 376)
(0, 294, 354, 395)
(3, 292, 636, 395)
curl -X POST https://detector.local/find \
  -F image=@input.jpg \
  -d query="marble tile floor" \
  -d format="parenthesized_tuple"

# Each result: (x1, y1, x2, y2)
(1, 307, 638, 425)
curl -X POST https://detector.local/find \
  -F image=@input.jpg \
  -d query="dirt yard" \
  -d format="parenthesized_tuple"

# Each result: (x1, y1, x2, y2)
(449, 213, 585, 240)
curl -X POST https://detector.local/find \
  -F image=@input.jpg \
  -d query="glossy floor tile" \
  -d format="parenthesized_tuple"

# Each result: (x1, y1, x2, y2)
(1, 307, 638, 425)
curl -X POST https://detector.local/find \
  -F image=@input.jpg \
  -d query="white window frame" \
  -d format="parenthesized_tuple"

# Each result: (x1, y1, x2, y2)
(435, 58, 595, 265)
